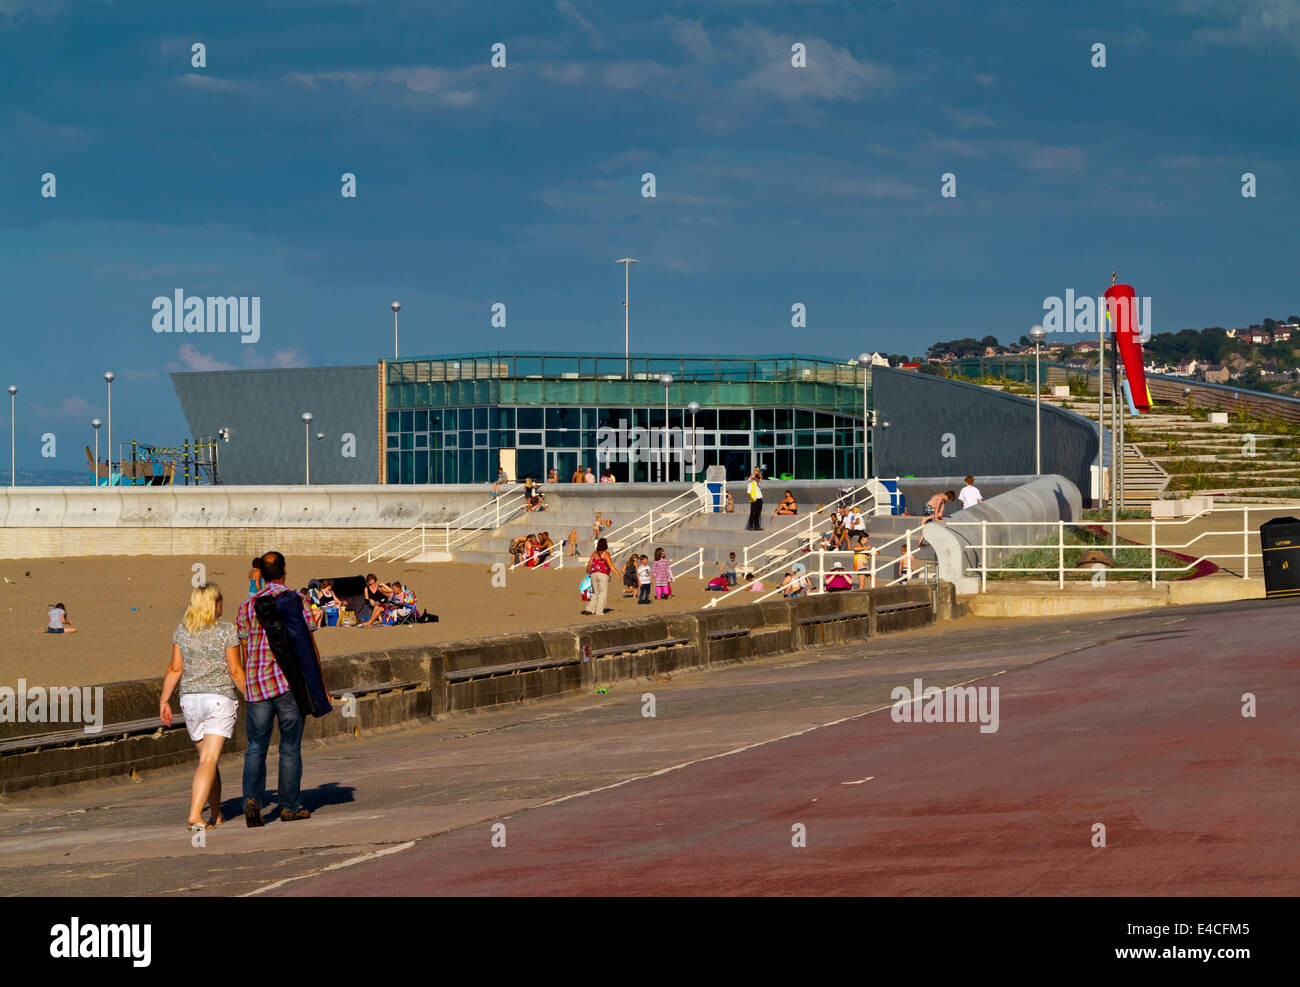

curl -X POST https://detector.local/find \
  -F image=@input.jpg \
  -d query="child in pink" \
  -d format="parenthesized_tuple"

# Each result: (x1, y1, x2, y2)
(651, 548, 673, 600)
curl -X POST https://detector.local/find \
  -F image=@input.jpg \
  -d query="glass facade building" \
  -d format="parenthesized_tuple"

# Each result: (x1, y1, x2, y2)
(381, 352, 871, 485)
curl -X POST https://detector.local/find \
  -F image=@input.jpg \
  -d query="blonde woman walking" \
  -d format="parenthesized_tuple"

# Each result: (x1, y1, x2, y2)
(159, 583, 247, 829)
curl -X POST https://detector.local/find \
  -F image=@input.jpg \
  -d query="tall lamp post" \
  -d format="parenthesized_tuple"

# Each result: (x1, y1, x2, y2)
(302, 412, 314, 485)
(687, 400, 700, 483)
(615, 258, 638, 378)
(7, 385, 16, 487)
(659, 373, 673, 483)
(91, 419, 102, 485)
(391, 301, 401, 360)
(857, 353, 872, 480)
(1028, 325, 1047, 475)
(104, 371, 115, 485)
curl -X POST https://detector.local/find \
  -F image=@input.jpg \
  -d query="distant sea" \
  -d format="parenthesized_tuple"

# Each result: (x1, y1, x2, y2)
(0, 469, 100, 487)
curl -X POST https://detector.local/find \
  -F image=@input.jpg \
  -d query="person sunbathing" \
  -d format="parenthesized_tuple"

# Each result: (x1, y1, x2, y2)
(774, 490, 798, 515)
(360, 574, 392, 627)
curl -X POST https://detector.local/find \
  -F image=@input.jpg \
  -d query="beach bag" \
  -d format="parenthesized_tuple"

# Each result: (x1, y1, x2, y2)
(579, 574, 593, 601)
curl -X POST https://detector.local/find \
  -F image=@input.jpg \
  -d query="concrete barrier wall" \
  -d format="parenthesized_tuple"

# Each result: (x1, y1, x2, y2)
(0, 583, 951, 794)
(920, 474, 1083, 593)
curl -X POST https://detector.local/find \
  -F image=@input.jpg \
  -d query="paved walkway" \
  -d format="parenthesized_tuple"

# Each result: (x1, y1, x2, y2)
(1, 599, 1292, 896)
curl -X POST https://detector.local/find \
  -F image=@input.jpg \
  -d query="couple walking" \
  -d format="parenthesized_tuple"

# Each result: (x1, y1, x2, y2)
(159, 551, 330, 829)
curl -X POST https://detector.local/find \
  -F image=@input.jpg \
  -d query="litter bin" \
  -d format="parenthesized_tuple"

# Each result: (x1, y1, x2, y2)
(1260, 516, 1300, 599)
(705, 482, 724, 512)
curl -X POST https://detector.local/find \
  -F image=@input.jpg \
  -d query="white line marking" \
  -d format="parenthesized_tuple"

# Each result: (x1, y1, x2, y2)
(242, 669, 1010, 891)
(841, 777, 874, 785)
(243, 840, 416, 896)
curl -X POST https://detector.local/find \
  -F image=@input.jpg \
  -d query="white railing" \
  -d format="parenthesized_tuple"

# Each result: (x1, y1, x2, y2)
(349, 489, 528, 563)
(668, 547, 706, 580)
(704, 520, 934, 608)
(737, 479, 888, 572)
(950, 507, 1271, 589)
(604, 484, 711, 555)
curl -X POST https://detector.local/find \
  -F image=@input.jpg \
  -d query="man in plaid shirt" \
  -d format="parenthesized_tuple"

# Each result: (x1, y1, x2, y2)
(237, 551, 317, 827)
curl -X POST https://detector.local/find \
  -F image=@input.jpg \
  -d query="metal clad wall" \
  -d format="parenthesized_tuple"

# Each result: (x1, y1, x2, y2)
(871, 367, 1098, 495)
(171, 366, 378, 485)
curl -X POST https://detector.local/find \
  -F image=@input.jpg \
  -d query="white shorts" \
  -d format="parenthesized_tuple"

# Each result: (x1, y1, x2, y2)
(179, 693, 238, 742)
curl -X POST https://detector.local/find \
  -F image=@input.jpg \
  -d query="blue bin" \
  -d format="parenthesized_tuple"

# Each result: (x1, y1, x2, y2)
(705, 482, 724, 512)
(879, 479, 905, 516)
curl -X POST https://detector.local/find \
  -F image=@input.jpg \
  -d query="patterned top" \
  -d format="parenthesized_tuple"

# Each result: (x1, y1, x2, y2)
(651, 559, 673, 587)
(237, 583, 315, 703)
(174, 621, 240, 700)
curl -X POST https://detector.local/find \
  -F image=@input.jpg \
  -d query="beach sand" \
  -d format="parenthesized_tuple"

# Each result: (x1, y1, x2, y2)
(0, 554, 748, 687)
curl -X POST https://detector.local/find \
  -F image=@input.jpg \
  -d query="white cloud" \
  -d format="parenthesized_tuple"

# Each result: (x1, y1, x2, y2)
(667, 16, 717, 63)
(729, 26, 895, 100)
(171, 344, 235, 372)
(556, 0, 608, 50)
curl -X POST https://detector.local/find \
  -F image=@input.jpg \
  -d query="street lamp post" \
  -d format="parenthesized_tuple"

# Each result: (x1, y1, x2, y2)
(1028, 325, 1047, 475)
(615, 258, 638, 378)
(7, 385, 16, 487)
(104, 372, 115, 485)
(857, 353, 872, 481)
(391, 301, 401, 360)
(302, 412, 314, 485)
(659, 373, 673, 483)
(687, 400, 700, 483)
(91, 419, 102, 485)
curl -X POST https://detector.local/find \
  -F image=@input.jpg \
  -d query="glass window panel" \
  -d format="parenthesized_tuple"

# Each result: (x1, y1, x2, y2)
(386, 451, 399, 482)
(546, 429, 579, 448)
(795, 448, 814, 478)
(399, 432, 413, 450)
(473, 407, 488, 430)
(816, 429, 835, 446)
(518, 431, 543, 446)
(386, 411, 399, 432)
(414, 451, 428, 483)
(816, 412, 834, 430)
(474, 450, 488, 481)
(754, 408, 776, 431)
(815, 449, 834, 479)
(414, 433, 428, 449)
(400, 452, 414, 484)
(443, 451, 458, 484)
(546, 407, 578, 429)
(718, 409, 751, 430)
(444, 433, 458, 448)
(581, 408, 598, 429)
(796, 431, 815, 447)
(777, 431, 793, 447)
(459, 450, 473, 481)
(491, 430, 512, 448)
(474, 431, 488, 447)
(755, 431, 775, 448)
(400, 410, 413, 431)
(795, 409, 814, 429)
(517, 407, 543, 429)
(414, 410, 427, 432)
(495, 407, 515, 429)
(693, 409, 717, 430)
(720, 433, 750, 447)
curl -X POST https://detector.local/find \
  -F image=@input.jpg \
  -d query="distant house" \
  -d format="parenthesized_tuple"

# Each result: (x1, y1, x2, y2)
(1273, 325, 1295, 343)
(1203, 364, 1230, 383)
(1176, 358, 1200, 375)
(1248, 329, 1272, 345)
(899, 362, 922, 371)
(1073, 340, 1098, 354)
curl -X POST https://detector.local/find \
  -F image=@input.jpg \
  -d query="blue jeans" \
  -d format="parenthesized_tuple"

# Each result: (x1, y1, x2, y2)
(243, 691, 304, 812)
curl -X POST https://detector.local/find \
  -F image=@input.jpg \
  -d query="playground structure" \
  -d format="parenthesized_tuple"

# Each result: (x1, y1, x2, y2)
(85, 435, 223, 486)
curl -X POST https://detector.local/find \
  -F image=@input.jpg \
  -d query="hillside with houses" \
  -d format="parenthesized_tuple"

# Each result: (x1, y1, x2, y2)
(911, 317, 1300, 396)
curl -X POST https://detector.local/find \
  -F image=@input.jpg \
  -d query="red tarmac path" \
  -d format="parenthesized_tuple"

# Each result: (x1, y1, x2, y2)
(273, 601, 1297, 896)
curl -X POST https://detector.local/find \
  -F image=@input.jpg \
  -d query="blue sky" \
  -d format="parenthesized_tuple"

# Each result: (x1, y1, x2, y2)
(1, 0, 1297, 468)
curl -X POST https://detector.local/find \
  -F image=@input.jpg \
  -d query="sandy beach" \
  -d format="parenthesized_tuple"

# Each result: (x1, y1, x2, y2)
(0, 553, 742, 688)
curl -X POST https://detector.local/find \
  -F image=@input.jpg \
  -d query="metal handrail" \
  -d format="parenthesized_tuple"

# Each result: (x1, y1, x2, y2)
(349, 489, 528, 562)
(738, 479, 886, 571)
(949, 507, 1275, 588)
(605, 484, 711, 555)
